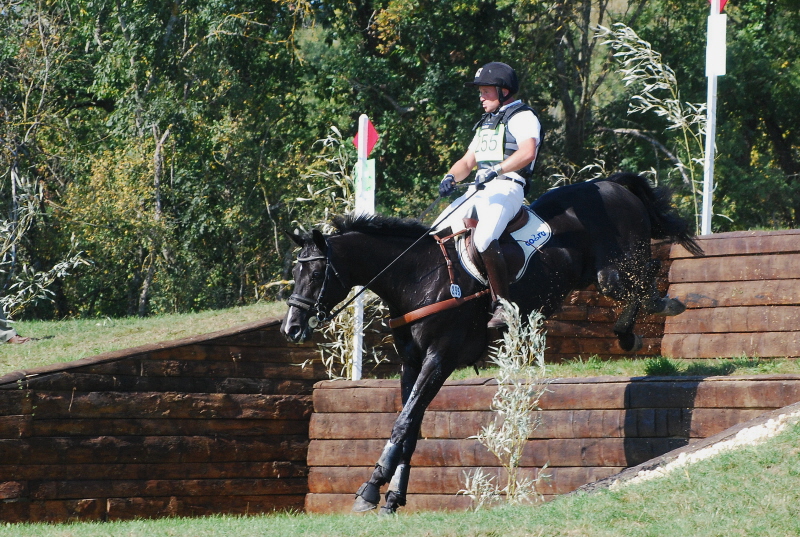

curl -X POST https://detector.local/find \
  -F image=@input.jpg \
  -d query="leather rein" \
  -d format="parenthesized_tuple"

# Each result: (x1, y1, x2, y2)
(288, 229, 489, 330)
(387, 230, 489, 329)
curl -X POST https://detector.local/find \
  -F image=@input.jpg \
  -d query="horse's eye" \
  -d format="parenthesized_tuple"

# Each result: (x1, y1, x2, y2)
(311, 271, 323, 281)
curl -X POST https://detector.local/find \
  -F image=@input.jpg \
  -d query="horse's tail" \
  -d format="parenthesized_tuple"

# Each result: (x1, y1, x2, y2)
(605, 172, 704, 257)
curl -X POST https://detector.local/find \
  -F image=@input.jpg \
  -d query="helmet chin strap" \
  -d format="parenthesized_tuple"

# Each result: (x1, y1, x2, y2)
(497, 86, 510, 106)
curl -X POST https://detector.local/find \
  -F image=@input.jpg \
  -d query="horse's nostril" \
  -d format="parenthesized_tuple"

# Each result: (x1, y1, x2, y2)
(286, 325, 303, 342)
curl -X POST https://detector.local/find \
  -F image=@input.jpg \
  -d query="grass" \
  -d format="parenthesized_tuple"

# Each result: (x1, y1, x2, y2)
(3, 303, 799, 380)
(0, 302, 286, 377)
(451, 354, 800, 381)
(3, 418, 800, 536)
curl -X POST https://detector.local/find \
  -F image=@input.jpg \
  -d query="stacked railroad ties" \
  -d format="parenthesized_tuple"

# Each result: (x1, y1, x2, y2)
(2, 230, 800, 520)
(0, 320, 329, 522)
(306, 229, 800, 512)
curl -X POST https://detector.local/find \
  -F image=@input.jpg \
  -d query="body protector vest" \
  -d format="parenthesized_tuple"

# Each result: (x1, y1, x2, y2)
(472, 101, 544, 194)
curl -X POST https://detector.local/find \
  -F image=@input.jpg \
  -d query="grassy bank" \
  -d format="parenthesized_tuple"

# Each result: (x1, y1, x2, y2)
(0, 302, 286, 377)
(2, 303, 799, 379)
(3, 417, 799, 537)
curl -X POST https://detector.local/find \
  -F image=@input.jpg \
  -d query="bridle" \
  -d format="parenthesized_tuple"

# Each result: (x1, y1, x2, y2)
(286, 246, 344, 329)
(286, 186, 483, 331)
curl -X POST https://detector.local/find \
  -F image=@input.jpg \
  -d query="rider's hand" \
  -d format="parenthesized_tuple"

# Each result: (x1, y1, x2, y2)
(439, 174, 457, 197)
(474, 164, 503, 189)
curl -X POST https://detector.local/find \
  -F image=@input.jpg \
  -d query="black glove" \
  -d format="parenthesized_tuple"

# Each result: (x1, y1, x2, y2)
(439, 174, 456, 197)
(474, 165, 501, 189)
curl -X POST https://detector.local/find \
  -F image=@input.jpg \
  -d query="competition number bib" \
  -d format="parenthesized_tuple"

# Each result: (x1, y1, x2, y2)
(473, 124, 505, 163)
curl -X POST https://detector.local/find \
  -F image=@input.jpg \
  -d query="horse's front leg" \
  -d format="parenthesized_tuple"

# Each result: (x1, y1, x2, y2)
(352, 349, 455, 513)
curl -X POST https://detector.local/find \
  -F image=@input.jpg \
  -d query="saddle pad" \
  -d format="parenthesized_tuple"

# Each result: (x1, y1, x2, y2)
(455, 207, 552, 285)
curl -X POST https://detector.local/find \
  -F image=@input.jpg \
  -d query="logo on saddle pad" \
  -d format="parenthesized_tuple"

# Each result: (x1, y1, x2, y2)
(454, 207, 552, 286)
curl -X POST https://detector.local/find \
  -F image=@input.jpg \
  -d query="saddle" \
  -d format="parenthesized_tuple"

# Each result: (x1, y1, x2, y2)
(452, 206, 552, 286)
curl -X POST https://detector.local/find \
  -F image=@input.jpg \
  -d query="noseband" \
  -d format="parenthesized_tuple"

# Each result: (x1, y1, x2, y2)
(286, 248, 342, 328)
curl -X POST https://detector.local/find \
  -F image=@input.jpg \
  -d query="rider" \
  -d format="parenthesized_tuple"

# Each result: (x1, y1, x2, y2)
(433, 61, 542, 330)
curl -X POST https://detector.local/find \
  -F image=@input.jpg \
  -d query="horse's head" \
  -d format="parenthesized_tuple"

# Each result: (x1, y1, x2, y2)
(280, 229, 350, 343)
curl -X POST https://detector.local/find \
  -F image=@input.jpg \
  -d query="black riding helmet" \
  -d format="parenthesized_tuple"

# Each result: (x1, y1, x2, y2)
(465, 62, 519, 105)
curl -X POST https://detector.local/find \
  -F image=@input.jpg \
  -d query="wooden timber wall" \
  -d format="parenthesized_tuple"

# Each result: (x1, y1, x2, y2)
(306, 375, 800, 513)
(0, 319, 330, 523)
(664, 229, 800, 358)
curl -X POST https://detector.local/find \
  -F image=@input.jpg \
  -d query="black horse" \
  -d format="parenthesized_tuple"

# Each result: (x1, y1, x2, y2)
(281, 172, 702, 514)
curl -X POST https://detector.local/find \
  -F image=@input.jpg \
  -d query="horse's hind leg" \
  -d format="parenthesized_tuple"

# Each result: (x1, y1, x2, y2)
(597, 255, 659, 353)
(614, 302, 643, 352)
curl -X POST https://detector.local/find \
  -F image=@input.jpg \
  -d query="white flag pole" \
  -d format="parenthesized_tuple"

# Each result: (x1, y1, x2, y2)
(702, 0, 726, 235)
(352, 114, 371, 380)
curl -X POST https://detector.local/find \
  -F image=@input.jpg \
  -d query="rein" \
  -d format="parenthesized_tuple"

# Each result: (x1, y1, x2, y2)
(290, 186, 482, 328)
(387, 231, 490, 329)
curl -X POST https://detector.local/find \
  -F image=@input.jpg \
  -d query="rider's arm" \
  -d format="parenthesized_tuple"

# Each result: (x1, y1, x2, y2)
(447, 150, 478, 182)
(494, 137, 537, 175)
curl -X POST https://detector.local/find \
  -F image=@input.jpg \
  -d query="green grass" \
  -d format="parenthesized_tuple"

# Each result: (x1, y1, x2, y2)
(0, 302, 286, 377)
(3, 303, 799, 380)
(4, 418, 800, 536)
(451, 354, 800, 381)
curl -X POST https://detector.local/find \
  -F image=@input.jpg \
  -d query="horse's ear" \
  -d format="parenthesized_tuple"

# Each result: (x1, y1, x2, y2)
(284, 229, 305, 247)
(311, 229, 327, 253)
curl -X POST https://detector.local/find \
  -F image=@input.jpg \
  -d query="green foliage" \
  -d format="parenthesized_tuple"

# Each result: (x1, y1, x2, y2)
(461, 300, 549, 508)
(1, 0, 799, 320)
(643, 356, 679, 376)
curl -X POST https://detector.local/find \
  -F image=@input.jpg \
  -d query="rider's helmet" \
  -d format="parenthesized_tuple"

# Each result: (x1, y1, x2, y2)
(465, 62, 519, 104)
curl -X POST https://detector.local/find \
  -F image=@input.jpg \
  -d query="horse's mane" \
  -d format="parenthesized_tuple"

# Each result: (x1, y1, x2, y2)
(330, 213, 431, 238)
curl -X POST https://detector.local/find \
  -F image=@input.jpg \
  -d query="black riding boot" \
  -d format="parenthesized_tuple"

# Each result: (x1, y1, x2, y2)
(480, 240, 510, 330)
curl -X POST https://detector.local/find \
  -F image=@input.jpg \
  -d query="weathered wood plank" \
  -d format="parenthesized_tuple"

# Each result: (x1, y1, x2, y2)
(546, 336, 662, 356)
(668, 280, 800, 310)
(30, 392, 312, 420)
(0, 415, 30, 438)
(0, 498, 106, 523)
(105, 494, 305, 520)
(0, 461, 308, 481)
(307, 437, 690, 468)
(308, 407, 763, 441)
(30, 417, 309, 437)
(27, 477, 308, 500)
(544, 320, 664, 339)
(664, 306, 800, 334)
(308, 465, 621, 495)
(670, 230, 800, 259)
(670, 254, 800, 283)
(0, 435, 309, 465)
(662, 332, 800, 358)
(12, 373, 314, 395)
(628, 379, 800, 408)
(134, 360, 327, 380)
(0, 391, 32, 413)
(143, 345, 321, 363)
(312, 382, 636, 413)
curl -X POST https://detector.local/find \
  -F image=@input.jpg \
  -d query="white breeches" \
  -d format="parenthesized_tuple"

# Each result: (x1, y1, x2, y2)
(432, 179, 524, 252)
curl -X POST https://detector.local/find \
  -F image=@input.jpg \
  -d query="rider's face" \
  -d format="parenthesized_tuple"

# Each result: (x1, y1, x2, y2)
(479, 85, 506, 112)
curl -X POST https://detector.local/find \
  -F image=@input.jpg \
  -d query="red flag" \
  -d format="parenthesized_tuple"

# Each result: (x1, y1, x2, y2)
(709, 0, 728, 12)
(353, 119, 380, 157)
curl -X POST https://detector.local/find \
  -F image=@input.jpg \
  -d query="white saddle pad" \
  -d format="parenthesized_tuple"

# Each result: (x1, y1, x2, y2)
(453, 207, 552, 285)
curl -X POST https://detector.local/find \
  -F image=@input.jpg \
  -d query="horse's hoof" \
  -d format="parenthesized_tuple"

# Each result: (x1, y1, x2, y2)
(661, 298, 686, 316)
(353, 482, 380, 512)
(653, 296, 686, 316)
(352, 496, 378, 512)
(379, 505, 397, 516)
(617, 332, 643, 353)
